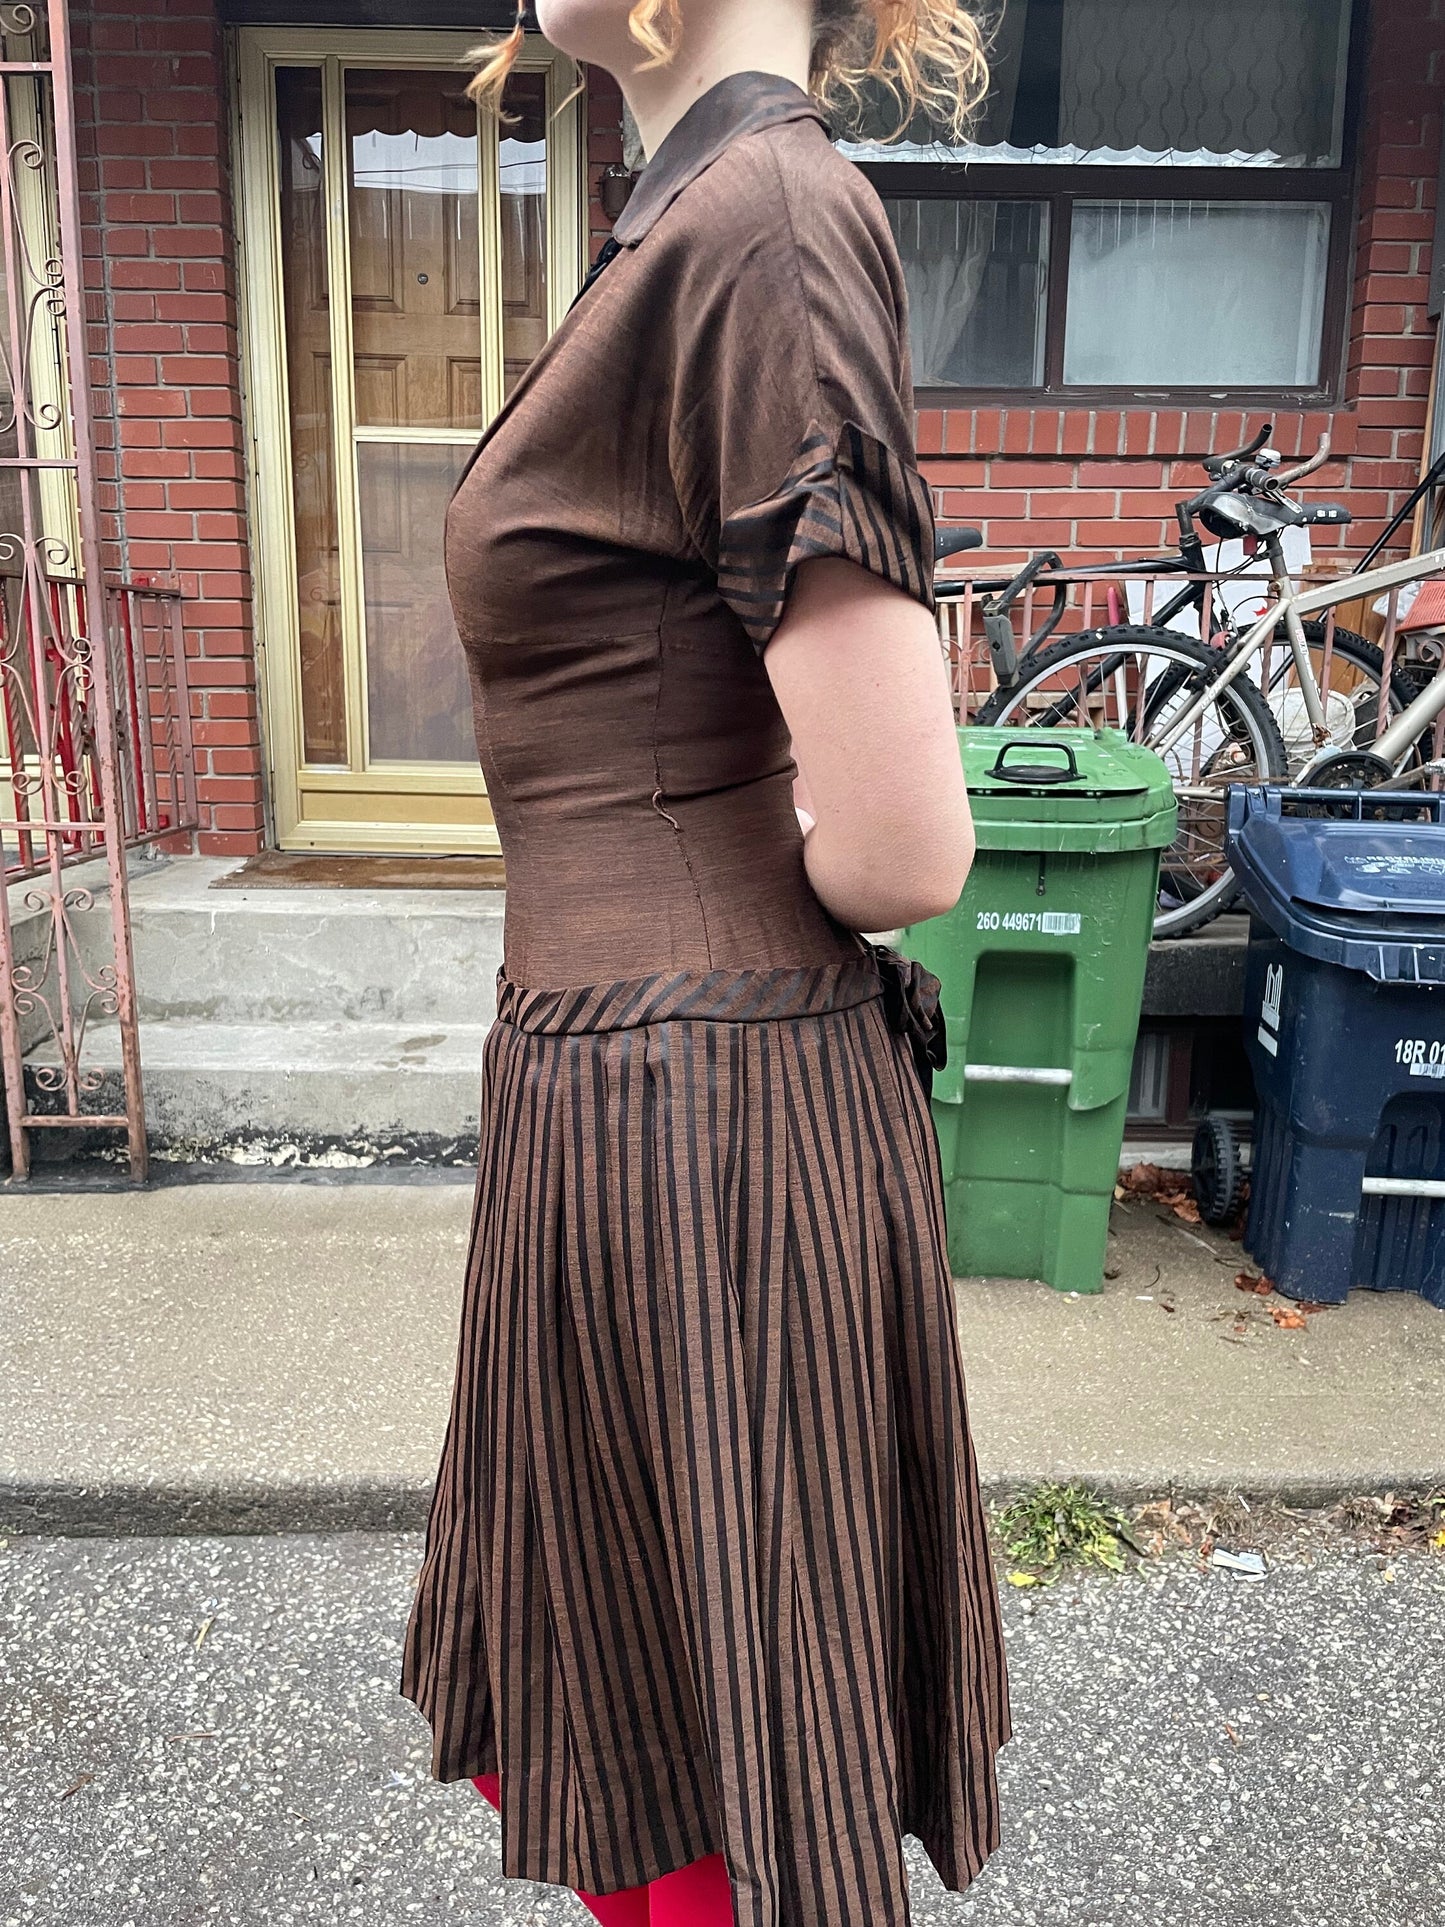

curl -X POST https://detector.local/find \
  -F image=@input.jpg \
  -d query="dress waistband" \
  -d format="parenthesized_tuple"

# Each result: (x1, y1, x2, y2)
(495, 959, 884, 1035)
(494, 946, 947, 1091)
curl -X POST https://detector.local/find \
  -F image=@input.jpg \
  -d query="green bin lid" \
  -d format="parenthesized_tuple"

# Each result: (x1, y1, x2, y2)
(959, 726, 1178, 854)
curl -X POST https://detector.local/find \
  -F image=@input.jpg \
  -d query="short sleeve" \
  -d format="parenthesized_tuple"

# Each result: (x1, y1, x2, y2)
(666, 147, 936, 652)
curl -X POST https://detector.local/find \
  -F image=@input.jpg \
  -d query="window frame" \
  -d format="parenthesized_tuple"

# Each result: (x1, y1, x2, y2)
(857, 0, 1368, 408)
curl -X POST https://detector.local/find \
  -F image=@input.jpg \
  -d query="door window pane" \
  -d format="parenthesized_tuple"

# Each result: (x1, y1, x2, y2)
(359, 443, 474, 764)
(499, 71, 548, 397)
(840, 0, 1353, 167)
(346, 70, 482, 430)
(1064, 200, 1330, 387)
(276, 67, 346, 766)
(884, 198, 1047, 388)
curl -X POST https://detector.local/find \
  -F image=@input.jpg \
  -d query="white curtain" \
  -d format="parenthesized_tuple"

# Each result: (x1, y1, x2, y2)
(1064, 200, 1331, 387)
(888, 200, 996, 383)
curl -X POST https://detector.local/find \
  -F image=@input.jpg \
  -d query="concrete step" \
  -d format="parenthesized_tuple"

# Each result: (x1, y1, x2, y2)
(1144, 912, 1249, 1018)
(66, 855, 506, 1026)
(24, 1015, 489, 1163)
(13, 855, 502, 1160)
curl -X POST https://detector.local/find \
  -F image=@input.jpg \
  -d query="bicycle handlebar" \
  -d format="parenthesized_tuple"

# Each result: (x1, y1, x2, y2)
(1201, 421, 1273, 478)
(1271, 434, 1332, 490)
(1180, 431, 1337, 532)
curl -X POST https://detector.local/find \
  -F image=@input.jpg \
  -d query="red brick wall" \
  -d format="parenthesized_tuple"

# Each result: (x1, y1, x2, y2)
(73, 0, 261, 858)
(1343, 0, 1443, 519)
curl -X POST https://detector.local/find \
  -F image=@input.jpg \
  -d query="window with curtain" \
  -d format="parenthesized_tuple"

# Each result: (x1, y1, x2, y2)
(841, 0, 1357, 397)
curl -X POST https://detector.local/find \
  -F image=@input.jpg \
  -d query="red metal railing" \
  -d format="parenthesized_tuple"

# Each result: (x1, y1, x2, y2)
(1, 577, 196, 877)
(0, 1, 196, 1182)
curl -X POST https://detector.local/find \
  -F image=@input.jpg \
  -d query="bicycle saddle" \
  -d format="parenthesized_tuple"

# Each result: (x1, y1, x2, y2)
(935, 525, 984, 562)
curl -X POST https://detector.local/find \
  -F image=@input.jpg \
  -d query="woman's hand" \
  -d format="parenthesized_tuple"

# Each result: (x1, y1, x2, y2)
(766, 556, 974, 932)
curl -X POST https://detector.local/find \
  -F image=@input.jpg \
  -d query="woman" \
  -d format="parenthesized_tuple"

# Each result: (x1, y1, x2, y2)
(401, 2, 1010, 1922)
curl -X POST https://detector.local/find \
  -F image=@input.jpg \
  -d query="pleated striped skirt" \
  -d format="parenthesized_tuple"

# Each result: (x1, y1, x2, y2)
(401, 956, 1010, 1926)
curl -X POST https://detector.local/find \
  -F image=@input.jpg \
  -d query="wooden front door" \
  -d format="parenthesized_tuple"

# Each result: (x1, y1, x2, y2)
(237, 29, 583, 851)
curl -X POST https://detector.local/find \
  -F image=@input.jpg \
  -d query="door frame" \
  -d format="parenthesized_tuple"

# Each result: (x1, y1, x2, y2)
(232, 26, 584, 852)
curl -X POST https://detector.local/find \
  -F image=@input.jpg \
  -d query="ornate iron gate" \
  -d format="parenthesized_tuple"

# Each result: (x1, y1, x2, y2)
(0, 1, 196, 1182)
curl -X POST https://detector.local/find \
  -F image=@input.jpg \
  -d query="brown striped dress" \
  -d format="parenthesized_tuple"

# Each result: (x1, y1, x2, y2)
(402, 69, 1010, 1927)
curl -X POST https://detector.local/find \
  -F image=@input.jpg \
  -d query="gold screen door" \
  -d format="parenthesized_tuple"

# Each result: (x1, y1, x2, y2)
(236, 31, 583, 851)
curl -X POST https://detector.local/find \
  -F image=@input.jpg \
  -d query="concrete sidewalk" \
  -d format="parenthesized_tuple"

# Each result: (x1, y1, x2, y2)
(4, 1180, 1445, 1534)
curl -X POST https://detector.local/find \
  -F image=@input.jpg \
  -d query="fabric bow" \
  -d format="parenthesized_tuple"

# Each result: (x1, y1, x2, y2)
(870, 945, 947, 1099)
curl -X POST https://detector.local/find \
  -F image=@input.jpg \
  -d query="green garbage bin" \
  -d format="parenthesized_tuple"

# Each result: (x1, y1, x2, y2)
(900, 727, 1177, 1294)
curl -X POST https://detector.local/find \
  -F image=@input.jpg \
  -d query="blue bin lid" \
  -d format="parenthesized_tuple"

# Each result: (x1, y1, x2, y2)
(1226, 786, 1445, 985)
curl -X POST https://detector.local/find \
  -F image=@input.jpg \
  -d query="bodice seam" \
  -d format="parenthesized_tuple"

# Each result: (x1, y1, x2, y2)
(651, 582, 715, 968)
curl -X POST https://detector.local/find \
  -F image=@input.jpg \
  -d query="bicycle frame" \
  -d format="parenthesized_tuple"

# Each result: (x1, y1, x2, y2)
(1153, 545, 1445, 769)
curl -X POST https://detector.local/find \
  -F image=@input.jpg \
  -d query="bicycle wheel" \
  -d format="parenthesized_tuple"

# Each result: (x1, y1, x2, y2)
(1257, 623, 1421, 779)
(977, 626, 1288, 938)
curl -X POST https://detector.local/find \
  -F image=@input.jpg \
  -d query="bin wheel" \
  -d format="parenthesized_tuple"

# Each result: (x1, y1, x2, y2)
(1192, 1115, 1245, 1226)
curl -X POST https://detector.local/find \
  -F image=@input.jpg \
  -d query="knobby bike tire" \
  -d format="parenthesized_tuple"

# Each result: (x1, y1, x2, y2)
(977, 625, 1289, 938)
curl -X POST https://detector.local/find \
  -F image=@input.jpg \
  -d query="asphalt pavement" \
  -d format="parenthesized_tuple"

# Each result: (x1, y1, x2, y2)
(3, 1530, 1442, 1927)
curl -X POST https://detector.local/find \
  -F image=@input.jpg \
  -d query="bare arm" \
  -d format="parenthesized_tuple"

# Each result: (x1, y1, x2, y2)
(764, 557, 974, 933)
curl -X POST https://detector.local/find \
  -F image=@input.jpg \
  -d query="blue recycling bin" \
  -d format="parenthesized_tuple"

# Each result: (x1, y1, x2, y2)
(1228, 785, 1445, 1308)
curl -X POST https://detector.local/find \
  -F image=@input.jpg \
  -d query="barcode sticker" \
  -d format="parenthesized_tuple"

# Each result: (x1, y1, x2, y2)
(976, 909, 1084, 936)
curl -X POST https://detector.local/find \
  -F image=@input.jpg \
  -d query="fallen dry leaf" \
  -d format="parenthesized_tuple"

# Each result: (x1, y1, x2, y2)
(1235, 1271, 1275, 1296)
(1119, 1163, 1195, 1204)
(1271, 1304, 1309, 1330)
(1119, 1162, 1172, 1196)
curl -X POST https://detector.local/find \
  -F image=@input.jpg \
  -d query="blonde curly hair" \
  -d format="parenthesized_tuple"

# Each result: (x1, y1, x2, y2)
(468, 1, 990, 142)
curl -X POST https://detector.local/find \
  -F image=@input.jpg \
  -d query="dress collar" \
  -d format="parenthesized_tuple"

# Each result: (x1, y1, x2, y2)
(612, 71, 825, 246)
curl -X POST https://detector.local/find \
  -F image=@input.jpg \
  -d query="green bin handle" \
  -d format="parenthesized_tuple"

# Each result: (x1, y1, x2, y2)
(989, 740, 1080, 786)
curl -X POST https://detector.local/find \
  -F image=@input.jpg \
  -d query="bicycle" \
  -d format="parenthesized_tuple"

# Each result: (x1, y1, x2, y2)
(976, 423, 1417, 760)
(942, 427, 1445, 937)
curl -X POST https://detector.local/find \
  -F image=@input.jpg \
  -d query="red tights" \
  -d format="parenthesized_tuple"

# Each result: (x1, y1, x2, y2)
(472, 1775, 734, 1925)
